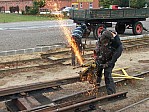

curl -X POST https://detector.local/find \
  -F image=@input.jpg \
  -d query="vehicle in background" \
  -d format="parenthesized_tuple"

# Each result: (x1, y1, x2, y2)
(62, 7, 73, 12)
(39, 8, 51, 14)
(61, 7, 73, 17)
(51, 10, 63, 17)
(109, 5, 118, 9)
(70, 8, 149, 39)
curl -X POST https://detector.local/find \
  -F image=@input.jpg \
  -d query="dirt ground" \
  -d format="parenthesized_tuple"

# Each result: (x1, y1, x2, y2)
(0, 47, 149, 111)
(0, 47, 148, 88)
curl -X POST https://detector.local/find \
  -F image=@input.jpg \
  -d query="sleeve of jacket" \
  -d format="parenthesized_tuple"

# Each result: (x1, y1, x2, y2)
(108, 44, 123, 67)
(94, 40, 100, 55)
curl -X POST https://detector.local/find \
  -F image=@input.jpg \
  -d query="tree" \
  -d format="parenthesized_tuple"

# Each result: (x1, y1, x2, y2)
(119, 0, 129, 7)
(33, 0, 45, 8)
(27, 0, 45, 15)
(130, 0, 146, 8)
(38, 0, 45, 8)
(99, 0, 146, 8)
(100, 0, 112, 8)
(100, 0, 128, 8)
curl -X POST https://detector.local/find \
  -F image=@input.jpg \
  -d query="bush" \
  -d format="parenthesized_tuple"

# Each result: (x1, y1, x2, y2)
(29, 7, 38, 15)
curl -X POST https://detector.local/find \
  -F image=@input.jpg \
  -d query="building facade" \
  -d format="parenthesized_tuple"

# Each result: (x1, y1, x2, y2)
(0, 0, 33, 12)
(43, 0, 99, 11)
(0, 0, 99, 13)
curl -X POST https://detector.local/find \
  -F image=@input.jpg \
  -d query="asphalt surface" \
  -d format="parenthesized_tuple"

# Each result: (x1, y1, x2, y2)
(0, 19, 149, 51)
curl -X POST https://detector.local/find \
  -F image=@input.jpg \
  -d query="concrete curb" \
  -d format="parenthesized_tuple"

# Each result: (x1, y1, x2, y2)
(0, 34, 148, 57)
(0, 44, 66, 56)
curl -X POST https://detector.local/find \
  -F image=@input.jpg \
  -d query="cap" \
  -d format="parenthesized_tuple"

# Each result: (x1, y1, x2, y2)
(100, 30, 113, 45)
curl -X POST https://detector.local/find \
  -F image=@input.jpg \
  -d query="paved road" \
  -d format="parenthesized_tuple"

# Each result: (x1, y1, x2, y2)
(0, 20, 76, 51)
(0, 19, 148, 51)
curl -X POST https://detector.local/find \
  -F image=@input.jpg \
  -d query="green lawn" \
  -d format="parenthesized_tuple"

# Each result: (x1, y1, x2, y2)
(0, 13, 56, 23)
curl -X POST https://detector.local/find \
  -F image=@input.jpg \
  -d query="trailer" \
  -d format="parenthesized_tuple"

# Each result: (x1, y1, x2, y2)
(69, 8, 149, 39)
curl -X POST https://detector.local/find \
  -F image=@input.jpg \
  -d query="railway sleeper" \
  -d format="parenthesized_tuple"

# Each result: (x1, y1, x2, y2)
(5, 91, 127, 112)
(5, 94, 54, 112)
(4, 70, 149, 112)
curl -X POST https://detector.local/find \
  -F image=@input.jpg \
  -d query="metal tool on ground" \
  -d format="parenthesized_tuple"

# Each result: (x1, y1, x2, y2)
(78, 61, 144, 85)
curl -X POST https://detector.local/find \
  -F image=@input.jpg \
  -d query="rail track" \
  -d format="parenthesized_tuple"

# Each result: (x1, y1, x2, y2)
(0, 36, 148, 112)
(0, 36, 148, 77)
(116, 97, 149, 112)
(1, 71, 148, 112)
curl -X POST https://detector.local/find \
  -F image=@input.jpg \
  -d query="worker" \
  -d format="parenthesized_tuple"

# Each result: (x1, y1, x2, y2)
(94, 30, 123, 95)
(71, 23, 87, 65)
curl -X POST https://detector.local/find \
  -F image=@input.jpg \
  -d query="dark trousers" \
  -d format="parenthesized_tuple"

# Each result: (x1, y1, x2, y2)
(96, 65, 116, 95)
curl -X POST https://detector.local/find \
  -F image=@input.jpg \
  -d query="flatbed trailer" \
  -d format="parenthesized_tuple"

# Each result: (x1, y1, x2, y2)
(69, 8, 149, 39)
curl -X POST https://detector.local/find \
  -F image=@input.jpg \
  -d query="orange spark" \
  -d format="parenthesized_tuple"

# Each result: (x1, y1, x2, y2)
(58, 18, 83, 65)
(44, 1, 83, 65)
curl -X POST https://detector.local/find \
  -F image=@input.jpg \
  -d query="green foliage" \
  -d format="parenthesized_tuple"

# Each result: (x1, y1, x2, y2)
(100, 0, 146, 8)
(33, 0, 45, 8)
(38, 0, 46, 8)
(29, 7, 39, 15)
(25, 0, 45, 15)
(119, 0, 129, 7)
(100, 0, 112, 8)
(112, 0, 120, 5)
(130, 0, 146, 8)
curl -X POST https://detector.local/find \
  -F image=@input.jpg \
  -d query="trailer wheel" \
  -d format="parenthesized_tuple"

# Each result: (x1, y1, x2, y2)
(93, 24, 106, 40)
(132, 22, 143, 35)
(115, 23, 125, 34)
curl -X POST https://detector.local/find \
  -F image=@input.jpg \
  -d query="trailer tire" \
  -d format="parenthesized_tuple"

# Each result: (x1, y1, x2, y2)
(115, 23, 125, 34)
(132, 22, 143, 35)
(93, 24, 106, 40)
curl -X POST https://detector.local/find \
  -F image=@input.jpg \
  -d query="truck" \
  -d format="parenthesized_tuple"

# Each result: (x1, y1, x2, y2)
(69, 8, 149, 39)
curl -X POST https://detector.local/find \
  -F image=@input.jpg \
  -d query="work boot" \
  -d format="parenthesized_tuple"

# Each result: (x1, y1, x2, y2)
(107, 87, 116, 95)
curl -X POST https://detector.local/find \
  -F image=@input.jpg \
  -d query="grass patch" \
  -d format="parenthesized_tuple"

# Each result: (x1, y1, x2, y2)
(0, 13, 58, 23)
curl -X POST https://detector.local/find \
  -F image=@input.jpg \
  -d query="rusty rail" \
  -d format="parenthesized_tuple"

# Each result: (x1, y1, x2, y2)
(116, 97, 149, 112)
(0, 76, 80, 101)
(29, 92, 127, 112)
(0, 37, 148, 74)
(4, 71, 148, 112)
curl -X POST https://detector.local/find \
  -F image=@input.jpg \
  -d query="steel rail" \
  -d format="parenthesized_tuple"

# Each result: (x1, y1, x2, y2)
(19, 71, 149, 112)
(0, 39, 148, 73)
(115, 97, 149, 112)
(52, 71, 149, 104)
(0, 62, 62, 75)
(25, 92, 127, 112)
(0, 37, 148, 72)
(0, 69, 148, 102)
(41, 49, 70, 59)
(0, 58, 41, 65)
(0, 76, 80, 101)
(84, 38, 149, 52)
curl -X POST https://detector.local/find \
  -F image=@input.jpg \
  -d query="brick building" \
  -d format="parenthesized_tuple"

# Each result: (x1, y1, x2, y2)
(0, 0, 99, 13)
(0, 0, 33, 13)
(44, 0, 99, 11)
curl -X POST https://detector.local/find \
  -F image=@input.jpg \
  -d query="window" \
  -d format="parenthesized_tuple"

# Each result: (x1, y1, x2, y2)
(89, 2, 93, 9)
(80, 2, 83, 8)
